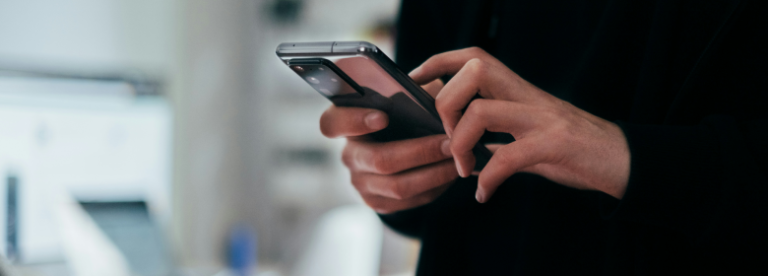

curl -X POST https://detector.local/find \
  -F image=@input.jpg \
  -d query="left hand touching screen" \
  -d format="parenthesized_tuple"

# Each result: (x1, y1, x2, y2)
(409, 47, 631, 203)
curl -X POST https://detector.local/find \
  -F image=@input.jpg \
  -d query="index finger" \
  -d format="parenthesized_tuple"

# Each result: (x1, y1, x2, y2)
(320, 105, 389, 138)
(450, 100, 537, 177)
(344, 134, 452, 175)
(408, 47, 501, 84)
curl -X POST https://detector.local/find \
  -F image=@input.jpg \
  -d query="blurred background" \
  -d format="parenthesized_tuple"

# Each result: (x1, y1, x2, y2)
(0, 0, 419, 275)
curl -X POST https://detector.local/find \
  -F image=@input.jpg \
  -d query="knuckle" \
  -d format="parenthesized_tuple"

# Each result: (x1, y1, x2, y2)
(340, 143, 357, 169)
(435, 97, 454, 119)
(449, 142, 463, 156)
(349, 173, 366, 190)
(449, 140, 472, 157)
(415, 136, 446, 163)
(495, 146, 520, 167)
(369, 150, 396, 174)
(388, 179, 412, 200)
(543, 109, 574, 141)
(551, 105, 574, 121)
(319, 110, 335, 137)
(388, 183, 406, 200)
(467, 46, 486, 56)
(465, 58, 489, 75)
(427, 137, 447, 159)
(465, 100, 487, 118)
(435, 95, 449, 112)
(435, 102, 448, 117)
(550, 120, 571, 139)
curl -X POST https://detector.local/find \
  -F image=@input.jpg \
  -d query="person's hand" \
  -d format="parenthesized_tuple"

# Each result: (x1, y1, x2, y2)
(320, 80, 459, 214)
(409, 47, 630, 203)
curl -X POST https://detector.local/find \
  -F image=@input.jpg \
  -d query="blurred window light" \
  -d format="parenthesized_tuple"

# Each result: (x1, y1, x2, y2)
(0, 73, 172, 264)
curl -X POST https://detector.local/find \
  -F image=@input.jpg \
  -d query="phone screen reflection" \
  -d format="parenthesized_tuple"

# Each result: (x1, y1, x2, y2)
(333, 56, 427, 111)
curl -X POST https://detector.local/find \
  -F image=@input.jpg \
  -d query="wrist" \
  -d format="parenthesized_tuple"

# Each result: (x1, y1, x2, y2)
(601, 122, 630, 199)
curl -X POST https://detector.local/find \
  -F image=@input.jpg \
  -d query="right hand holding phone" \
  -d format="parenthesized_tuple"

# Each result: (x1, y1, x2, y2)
(320, 80, 458, 214)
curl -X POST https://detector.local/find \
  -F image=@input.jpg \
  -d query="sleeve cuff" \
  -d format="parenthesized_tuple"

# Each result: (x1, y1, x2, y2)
(599, 121, 723, 231)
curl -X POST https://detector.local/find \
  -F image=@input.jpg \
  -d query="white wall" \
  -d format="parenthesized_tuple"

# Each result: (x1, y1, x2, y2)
(0, 0, 413, 273)
(0, 0, 245, 268)
(170, 0, 257, 268)
(0, 0, 176, 74)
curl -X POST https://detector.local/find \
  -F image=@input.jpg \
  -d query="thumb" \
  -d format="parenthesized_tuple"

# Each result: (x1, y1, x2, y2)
(475, 141, 541, 203)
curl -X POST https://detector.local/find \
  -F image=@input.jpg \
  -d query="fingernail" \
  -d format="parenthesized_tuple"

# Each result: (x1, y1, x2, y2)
(475, 189, 485, 203)
(365, 111, 387, 130)
(408, 66, 422, 77)
(455, 160, 467, 178)
(441, 138, 452, 157)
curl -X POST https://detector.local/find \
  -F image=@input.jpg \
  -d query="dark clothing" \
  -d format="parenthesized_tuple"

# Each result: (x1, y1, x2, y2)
(383, 0, 768, 274)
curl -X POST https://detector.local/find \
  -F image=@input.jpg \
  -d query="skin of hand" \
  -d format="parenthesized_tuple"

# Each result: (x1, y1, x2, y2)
(409, 47, 631, 203)
(319, 80, 460, 214)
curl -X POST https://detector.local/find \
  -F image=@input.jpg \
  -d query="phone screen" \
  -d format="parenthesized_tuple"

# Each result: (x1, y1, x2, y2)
(331, 56, 427, 110)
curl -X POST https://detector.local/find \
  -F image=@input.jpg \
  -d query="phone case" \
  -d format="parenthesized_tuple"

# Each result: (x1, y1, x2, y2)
(277, 41, 492, 171)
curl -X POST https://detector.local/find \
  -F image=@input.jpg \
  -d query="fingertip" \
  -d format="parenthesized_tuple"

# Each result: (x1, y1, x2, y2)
(319, 108, 337, 138)
(475, 187, 486, 203)
(459, 155, 476, 178)
(476, 170, 504, 204)
(364, 111, 388, 130)
(408, 66, 422, 79)
(476, 179, 496, 204)
(450, 142, 474, 178)
(454, 159, 466, 178)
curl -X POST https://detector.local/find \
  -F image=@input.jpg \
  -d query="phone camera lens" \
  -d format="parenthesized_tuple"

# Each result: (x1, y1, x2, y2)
(292, 66, 304, 72)
(306, 77, 320, 84)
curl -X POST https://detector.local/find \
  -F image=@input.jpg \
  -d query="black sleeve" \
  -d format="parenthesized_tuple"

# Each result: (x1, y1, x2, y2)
(603, 116, 768, 248)
(601, 1, 768, 248)
(379, 176, 481, 239)
(394, 0, 482, 72)
(378, 201, 429, 238)
(381, 0, 494, 238)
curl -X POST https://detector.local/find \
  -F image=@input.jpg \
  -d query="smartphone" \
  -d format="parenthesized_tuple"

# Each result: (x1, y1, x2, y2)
(276, 41, 491, 171)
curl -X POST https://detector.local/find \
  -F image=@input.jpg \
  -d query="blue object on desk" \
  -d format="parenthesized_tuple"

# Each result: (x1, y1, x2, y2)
(228, 224, 256, 276)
